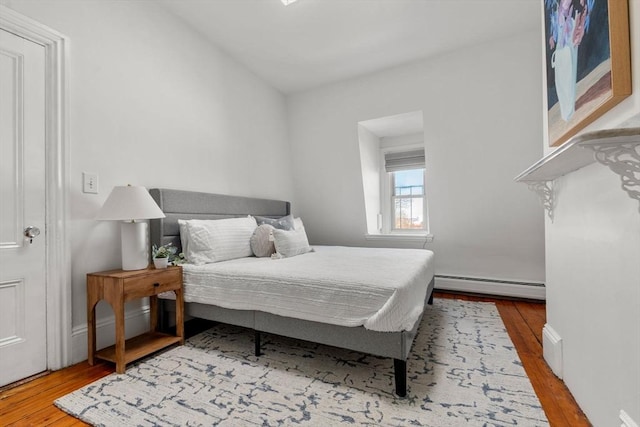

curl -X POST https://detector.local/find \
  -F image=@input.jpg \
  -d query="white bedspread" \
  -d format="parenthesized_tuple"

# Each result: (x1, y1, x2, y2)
(178, 246, 434, 332)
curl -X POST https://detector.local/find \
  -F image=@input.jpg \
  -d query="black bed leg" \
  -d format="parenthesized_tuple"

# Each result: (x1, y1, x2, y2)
(428, 292, 434, 305)
(393, 359, 407, 397)
(254, 331, 261, 357)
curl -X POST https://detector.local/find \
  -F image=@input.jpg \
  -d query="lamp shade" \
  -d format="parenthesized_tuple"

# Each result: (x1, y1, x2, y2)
(96, 185, 165, 221)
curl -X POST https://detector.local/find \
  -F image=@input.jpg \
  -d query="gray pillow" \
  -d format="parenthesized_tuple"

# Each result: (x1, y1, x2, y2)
(250, 224, 276, 257)
(254, 214, 295, 230)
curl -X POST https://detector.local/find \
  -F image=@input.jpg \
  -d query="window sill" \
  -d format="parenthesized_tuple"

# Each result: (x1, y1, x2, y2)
(364, 233, 434, 243)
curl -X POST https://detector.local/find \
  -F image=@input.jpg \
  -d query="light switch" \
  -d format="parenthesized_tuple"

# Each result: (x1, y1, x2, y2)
(83, 172, 98, 194)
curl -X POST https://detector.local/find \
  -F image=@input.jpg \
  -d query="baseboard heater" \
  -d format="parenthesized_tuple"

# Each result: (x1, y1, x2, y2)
(434, 275, 546, 300)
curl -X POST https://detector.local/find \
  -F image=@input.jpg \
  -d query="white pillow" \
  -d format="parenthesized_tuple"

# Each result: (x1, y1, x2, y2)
(272, 218, 312, 258)
(178, 219, 190, 257)
(250, 224, 276, 258)
(182, 216, 257, 265)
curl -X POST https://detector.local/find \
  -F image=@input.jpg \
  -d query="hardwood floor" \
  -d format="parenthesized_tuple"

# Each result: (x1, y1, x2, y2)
(0, 292, 590, 426)
(437, 292, 591, 427)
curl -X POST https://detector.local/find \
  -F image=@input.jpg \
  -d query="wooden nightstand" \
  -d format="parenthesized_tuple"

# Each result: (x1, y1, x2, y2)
(86, 266, 184, 373)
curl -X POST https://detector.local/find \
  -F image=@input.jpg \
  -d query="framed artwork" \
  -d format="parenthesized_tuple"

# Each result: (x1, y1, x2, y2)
(544, 0, 631, 147)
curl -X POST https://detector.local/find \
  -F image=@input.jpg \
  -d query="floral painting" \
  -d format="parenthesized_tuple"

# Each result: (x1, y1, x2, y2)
(544, 0, 631, 146)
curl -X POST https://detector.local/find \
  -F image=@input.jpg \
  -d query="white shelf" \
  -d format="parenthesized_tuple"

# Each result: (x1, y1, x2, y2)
(515, 128, 640, 220)
(515, 128, 640, 182)
(514, 139, 594, 182)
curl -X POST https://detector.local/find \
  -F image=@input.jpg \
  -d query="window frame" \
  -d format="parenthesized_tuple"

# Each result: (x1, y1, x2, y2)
(390, 168, 428, 232)
(380, 146, 429, 235)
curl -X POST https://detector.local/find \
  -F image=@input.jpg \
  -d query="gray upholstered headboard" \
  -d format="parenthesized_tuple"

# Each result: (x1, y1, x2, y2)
(149, 188, 291, 253)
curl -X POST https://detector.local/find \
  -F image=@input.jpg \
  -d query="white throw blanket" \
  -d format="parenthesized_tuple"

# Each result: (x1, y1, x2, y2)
(177, 246, 434, 332)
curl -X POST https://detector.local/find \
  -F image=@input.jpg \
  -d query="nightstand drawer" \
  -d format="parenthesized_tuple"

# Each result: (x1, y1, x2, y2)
(123, 268, 181, 300)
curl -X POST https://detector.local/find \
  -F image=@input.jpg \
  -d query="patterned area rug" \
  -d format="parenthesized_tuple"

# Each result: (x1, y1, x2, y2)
(56, 299, 548, 426)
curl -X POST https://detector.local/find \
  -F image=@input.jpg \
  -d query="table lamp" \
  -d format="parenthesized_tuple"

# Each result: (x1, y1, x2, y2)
(96, 185, 165, 270)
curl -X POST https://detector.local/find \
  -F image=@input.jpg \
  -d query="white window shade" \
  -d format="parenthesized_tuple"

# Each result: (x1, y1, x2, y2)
(385, 150, 425, 172)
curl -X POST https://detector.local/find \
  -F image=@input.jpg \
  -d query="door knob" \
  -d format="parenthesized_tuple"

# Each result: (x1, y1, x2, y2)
(24, 226, 40, 243)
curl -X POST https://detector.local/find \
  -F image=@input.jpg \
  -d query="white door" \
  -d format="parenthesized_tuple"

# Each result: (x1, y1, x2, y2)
(0, 28, 47, 387)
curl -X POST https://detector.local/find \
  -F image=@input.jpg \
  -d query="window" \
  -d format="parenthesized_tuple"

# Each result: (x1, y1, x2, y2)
(391, 168, 426, 231)
(357, 111, 431, 240)
(382, 149, 428, 234)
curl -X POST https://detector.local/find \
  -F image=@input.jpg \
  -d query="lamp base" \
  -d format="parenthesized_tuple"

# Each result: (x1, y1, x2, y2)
(121, 221, 149, 270)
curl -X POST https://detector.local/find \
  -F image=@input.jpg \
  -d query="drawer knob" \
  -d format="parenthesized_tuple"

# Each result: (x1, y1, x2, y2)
(153, 282, 160, 287)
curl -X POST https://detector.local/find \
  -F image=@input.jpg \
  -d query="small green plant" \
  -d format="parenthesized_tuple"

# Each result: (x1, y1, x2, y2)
(152, 244, 186, 265)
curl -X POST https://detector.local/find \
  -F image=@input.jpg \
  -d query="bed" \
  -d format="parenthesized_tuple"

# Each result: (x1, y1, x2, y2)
(149, 188, 435, 396)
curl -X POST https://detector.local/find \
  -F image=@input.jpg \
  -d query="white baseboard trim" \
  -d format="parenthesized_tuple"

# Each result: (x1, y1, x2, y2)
(71, 307, 151, 365)
(542, 323, 563, 379)
(434, 276, 546, 300)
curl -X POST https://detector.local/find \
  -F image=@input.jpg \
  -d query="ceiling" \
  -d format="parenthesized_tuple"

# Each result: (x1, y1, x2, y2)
(160, 0, 541, 94)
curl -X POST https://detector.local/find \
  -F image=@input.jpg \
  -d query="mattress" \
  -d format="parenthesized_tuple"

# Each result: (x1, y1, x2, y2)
(174, 245, 434, 332)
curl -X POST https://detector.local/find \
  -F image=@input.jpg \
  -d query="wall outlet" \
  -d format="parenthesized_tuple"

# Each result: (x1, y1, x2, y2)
(83, 172, 98, 194)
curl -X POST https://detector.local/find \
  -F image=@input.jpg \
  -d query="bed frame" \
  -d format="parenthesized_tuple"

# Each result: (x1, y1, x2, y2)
(149, 188, 434, 397)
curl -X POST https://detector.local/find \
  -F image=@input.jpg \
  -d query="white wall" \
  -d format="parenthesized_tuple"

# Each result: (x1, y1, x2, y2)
(356, 124, 381, 234)
(542, 1, 640, 425)
(380, 133, 424, 150)
(1, 0, 294, 362)
(287, 29, 545, 286)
